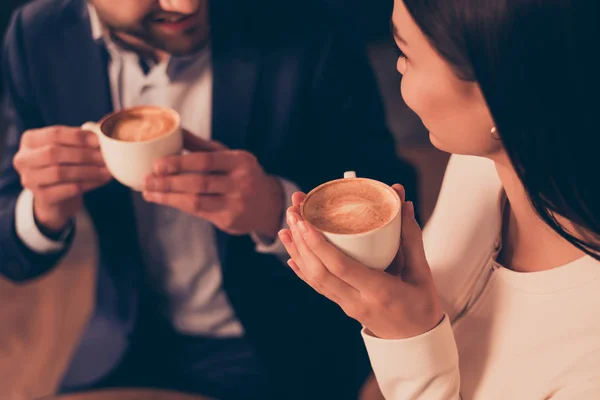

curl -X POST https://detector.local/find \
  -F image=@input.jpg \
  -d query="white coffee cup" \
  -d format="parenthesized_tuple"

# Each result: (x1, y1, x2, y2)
(81, 106, 182, 191)
(301, 171, 402, 270)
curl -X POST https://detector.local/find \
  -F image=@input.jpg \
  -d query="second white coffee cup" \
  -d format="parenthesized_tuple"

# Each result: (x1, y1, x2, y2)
(81, 106, 183, 191)
(301, 172, 402, 270)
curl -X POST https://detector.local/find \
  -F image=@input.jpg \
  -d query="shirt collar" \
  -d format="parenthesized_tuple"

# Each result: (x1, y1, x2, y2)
(87, 3, 159, 67)
(87, 3, 104, 42)
(86, 3, 210, 75)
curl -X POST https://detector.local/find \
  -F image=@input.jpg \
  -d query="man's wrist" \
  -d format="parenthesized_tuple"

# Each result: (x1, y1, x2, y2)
(33, 202, 71, 237)
(33, 210, 73, 241)
(255, 175, 285, 240)
(15, 189, 71, 253)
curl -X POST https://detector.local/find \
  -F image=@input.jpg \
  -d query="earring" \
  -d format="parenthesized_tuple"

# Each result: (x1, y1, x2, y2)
(491, 126, 500, 140)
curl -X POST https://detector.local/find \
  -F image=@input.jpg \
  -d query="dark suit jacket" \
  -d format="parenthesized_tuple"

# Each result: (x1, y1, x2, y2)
(0, 0, 417, 398)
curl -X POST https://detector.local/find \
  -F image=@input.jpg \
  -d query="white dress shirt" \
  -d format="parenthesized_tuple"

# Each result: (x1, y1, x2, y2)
(362, 155, 600, 399)
(14, 5, 298, 337)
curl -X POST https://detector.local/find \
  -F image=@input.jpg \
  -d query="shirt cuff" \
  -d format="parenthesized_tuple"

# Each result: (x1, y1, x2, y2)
(250, 177, 299, 255)
(362, 315, 460, 397)
(15, 189, 71, 254)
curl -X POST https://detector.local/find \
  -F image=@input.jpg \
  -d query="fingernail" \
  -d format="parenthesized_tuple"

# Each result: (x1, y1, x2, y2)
(298, 221, 309, 234)
(279, 230, 292, 245)
(287, 212, 297, 226)
(406, 201, 414, 217)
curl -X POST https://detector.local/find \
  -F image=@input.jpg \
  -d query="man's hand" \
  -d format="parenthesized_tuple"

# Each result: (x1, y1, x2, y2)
(143, 133, 284, 238)
(13, 126, 112, 233)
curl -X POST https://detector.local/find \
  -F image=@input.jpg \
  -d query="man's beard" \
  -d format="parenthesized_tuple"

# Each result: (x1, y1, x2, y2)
(105, 22, 209, 57)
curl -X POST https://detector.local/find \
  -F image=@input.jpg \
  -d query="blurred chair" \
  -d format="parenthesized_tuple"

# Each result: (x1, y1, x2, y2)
(0, 211, 98, 399)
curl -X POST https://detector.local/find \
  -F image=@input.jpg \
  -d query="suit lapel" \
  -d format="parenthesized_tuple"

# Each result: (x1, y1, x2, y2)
(211, 51, 260, 150)
(209, 1, 262, 268)
(209, 0, 261, 151)
(51, 1, 113, 126)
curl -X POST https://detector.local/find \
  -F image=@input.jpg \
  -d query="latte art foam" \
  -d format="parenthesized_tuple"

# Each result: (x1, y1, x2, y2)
(303, 179, 397, 234)
(104, 107, 177, 142)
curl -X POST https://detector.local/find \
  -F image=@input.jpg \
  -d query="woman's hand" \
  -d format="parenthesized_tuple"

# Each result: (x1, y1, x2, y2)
(278, 184, 444, 340)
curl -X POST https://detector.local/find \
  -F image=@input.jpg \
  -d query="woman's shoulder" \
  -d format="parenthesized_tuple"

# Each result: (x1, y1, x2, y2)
(424, 154, 503, 256)
(423, 154, 504, 316)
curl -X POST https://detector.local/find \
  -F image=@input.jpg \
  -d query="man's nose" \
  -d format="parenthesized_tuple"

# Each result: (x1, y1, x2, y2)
(158, 0, 200, 14)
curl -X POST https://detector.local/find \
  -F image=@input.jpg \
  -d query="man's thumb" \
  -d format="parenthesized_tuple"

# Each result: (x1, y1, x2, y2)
(183, 129, 228, 152)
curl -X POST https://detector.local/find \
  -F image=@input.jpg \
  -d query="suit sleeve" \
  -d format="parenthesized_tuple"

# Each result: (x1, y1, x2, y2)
(0, 9, 73, 282)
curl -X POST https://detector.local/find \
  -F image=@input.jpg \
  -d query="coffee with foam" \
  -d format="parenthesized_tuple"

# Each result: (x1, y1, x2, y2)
(102, 106, 177, 142)
(302, 179, 398, 234)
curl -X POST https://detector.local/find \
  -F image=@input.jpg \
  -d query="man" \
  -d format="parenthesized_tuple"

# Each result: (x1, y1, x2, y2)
(0, 0, 417, 399)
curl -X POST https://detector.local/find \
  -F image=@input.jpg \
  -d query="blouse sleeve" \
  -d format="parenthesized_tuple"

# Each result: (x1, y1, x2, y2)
(362, 315, 461, 399)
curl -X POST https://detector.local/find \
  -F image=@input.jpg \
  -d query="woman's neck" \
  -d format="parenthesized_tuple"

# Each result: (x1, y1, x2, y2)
(494, 159, 584, 272)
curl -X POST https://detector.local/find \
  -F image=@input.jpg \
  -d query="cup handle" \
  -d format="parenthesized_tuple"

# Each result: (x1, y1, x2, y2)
(81, 122, 102, 137)
(344, 171, 357, 179)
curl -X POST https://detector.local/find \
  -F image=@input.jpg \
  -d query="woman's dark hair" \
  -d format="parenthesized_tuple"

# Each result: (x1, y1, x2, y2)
(402, 0, 600, 260)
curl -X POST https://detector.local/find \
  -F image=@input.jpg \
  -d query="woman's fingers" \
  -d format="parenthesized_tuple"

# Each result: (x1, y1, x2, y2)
(391, 183, 406, 203)
(291, 192, 306, 207)
(287, 259, 310, 286)
(279, 228, 305, 269)
(286, 212, 359, 304)
(297, 219, 383, 294)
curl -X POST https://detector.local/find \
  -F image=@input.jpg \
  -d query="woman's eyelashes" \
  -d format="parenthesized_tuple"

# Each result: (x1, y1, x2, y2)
(394, 45, 407, 60)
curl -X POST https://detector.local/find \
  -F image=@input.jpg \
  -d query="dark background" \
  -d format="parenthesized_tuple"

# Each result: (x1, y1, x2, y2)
(1, 0, 27, 92)
(0, 0, 393, 93)
(0, 0, 428, 162)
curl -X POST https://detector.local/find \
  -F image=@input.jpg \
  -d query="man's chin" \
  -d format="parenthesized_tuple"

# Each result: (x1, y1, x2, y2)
(150, 37, 209, 57)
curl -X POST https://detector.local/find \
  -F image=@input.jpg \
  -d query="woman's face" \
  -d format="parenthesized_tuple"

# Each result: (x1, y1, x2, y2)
(392, 0, 502, 158)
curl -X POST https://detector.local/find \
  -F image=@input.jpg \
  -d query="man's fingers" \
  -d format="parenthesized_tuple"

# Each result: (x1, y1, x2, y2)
(14, 146, 104, 170)
(144, 174, 232, 195)
(183, 129, 228, 152)
(142, 192, 227, 214)
(27, 165, 111, 187)
(36, 181, 109, 205)
(22, 127, 99, 149)
(153, 151, 242, 175)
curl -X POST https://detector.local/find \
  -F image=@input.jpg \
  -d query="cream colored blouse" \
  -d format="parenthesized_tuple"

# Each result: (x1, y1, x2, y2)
(362, 155, 600, 399)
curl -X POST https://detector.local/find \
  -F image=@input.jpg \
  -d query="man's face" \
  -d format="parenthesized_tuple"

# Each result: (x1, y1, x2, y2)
(91, 0, 209, 56)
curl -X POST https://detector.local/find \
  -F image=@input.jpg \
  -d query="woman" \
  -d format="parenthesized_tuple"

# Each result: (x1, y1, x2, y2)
(278, 0, 600, 399)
